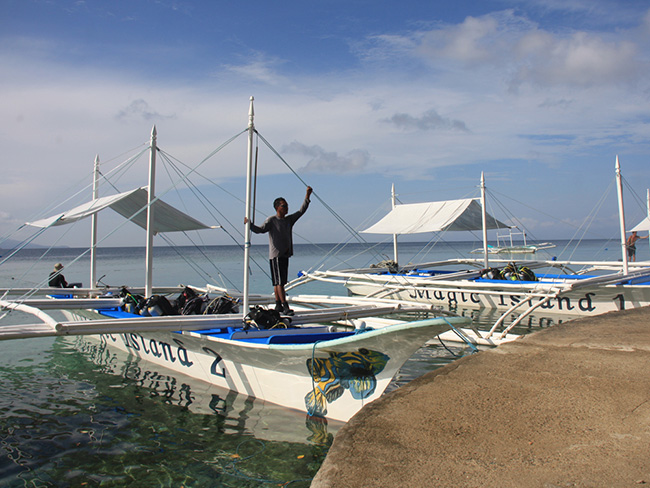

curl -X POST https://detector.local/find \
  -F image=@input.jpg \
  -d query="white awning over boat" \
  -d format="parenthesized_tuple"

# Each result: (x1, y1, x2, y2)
(362, 198, 510, 235)
(631, 217, 650, 232)
(27, 187, 213, 233)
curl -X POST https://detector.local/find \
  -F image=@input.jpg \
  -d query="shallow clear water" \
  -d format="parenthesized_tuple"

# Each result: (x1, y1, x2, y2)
(0, 335, 338, 487)
(0, 239, 622, 486)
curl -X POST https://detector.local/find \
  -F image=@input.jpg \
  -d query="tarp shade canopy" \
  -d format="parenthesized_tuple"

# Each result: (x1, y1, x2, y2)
(362, 198, 510, 235)
(27, 187, 213, 233)
(631, 217, 650, 232)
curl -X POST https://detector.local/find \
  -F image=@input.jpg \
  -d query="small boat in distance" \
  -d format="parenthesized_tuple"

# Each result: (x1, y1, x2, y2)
(470, 227, 556, 254)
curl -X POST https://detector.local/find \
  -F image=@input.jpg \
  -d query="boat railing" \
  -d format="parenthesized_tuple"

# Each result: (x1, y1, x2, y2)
(562, 266, 650, 289)
(0, 285, 188, 299)
(292, 269, 574, 340)
(496, 228, 528, 248)
(0, 290, 446, 341)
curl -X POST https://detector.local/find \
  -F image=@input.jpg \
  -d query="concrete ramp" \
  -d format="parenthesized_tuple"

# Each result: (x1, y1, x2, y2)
(312, 306, 650, 488)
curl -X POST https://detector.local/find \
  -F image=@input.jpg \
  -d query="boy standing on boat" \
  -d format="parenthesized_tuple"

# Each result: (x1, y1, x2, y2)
(245, 186, 313, 315)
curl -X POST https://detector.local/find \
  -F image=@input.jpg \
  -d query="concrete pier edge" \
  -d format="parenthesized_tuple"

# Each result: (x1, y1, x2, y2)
(312, 307, 650, 487)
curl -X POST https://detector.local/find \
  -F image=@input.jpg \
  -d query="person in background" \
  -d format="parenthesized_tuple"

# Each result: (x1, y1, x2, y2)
(245, 186, 313, 315)
(626, 231, 648, 262)
(48, 263, 69, 288)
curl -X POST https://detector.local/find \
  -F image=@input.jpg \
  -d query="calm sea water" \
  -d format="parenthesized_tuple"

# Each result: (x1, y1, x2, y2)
(0, 239, 629, 486)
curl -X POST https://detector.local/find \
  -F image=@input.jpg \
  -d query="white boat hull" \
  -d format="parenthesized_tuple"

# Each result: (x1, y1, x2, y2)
(344, 275, 650, 318)
(62, 309, 463, 422)
(71, 333, 347, 442)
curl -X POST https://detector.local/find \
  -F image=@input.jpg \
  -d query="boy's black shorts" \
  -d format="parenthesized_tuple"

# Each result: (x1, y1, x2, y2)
(270, 256, 289, 286)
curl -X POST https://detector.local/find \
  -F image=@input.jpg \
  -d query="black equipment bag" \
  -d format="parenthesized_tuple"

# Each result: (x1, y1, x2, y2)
(245, 306, 283, 329)
(204, 295, 239, 315)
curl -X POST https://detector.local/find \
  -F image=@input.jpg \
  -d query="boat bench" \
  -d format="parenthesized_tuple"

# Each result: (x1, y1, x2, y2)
(227, 331, 354, 344)
(376, 269, 456, 277)
(266, 331, 353, 344)
(224, 326, 354, 344)
(98, 308, 138, 318)
(92, 310, 359, 344)
(408, 269, 457, 276)
(475, 278, 537, 283)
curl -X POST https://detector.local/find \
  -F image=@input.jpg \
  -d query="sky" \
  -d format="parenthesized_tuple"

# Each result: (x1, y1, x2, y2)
(2, 0, 650, 248)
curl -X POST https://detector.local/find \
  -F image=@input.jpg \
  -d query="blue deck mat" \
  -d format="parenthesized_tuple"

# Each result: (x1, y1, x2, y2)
(228, 331, 354, 345)
(91, 311, 356, 345)
(475, 274, 599, 283)
(475, 274, 650, 285)
(192, 327, 235, 335)
(91, 311, 360, 345)
(99, 308, 139, 319)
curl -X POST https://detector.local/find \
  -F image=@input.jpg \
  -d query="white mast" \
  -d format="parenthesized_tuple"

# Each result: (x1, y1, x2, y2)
(615, 155, 628, 274)
(243, 97, 255, 315)
(480, 172, 489, 269)
(90, 154, 99, 291)
(647, 189, 650, 256)
(145, 126, 157, 297)
(391, 183, 398, 265)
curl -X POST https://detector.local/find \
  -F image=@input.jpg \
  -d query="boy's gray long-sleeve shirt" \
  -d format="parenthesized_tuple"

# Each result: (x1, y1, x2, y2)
(249, 197, 310, 259)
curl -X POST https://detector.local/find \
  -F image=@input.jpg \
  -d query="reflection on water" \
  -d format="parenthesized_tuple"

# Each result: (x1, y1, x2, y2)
(0, 336, 339, 487)
(449, 304, 569, 333)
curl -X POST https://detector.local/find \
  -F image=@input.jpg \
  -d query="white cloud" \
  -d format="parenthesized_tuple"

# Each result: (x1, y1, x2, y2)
(363, 10, 649, 90)
(422, 15, 502, 63)
(117, 99, 175, 122)
(222, 53, 290, 87)
(512, 31, 640, 87)
(383, 109, 470, 132)
(283, 141, 371, 173)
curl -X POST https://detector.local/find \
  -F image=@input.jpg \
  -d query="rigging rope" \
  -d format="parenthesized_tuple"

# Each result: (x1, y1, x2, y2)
(254, 130, 388, 270)
(255, 131, 372, 246)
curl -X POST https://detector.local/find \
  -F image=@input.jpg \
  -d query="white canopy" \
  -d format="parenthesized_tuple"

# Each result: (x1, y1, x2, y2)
(27, 187, 213, 233)
(362, 198, 510, 235)
(631, 217, 650, 232)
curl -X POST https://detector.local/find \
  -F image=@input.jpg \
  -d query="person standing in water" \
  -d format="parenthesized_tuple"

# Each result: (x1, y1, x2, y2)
(245, 186, 313, 315)
(626, 231, 648, 262)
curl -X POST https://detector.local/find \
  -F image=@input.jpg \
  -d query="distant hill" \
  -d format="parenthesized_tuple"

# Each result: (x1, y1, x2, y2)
(0, 239, 49, 250)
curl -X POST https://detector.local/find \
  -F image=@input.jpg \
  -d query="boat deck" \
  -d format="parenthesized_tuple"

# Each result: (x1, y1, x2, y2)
(372, 269, 650, 286)
(98, 307, 356, 345)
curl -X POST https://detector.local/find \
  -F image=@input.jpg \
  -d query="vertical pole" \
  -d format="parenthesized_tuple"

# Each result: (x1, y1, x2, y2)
(145, 126, 157, 298)
(615, 155, 628, 274)
(647, 189, 650, 256)
(90, 154, 99, 292)
(391, 184, 398, 266)
(480, 172, 489, 269)
(243, 97, 255, 316)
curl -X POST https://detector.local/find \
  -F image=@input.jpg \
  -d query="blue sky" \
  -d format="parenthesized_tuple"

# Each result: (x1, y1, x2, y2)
(2, 0, 650, 247)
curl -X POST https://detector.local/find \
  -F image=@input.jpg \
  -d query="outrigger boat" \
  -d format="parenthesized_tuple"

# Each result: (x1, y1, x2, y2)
(0, 98, 469, 422)
(470, 227, 555, 255)
(291, 162, 650, 343)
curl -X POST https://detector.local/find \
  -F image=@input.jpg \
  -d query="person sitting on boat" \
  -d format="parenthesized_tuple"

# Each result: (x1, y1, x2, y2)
(626, 231, 648, 262)
(245, 186, 313, 316)
(48, 263, 70, 288)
